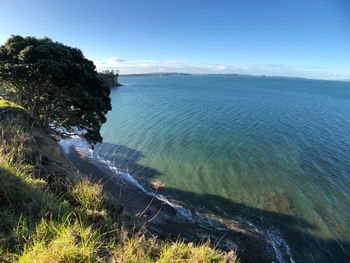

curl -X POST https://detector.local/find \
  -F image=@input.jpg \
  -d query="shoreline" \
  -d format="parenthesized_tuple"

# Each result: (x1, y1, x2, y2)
(59, 138, 291, 263)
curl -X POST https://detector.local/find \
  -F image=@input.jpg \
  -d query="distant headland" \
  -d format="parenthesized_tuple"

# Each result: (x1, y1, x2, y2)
(119, 72, 350, 82)
(99, 70, 123, 87)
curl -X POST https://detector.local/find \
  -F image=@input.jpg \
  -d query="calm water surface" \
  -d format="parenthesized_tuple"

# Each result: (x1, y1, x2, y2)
(96, 75, 350, 262)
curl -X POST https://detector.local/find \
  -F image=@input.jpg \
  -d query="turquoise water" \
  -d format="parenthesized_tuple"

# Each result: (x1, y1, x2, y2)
(97, 75, 350, 262)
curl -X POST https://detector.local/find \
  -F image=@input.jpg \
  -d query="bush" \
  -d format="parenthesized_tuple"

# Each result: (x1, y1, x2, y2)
(71, 178, 105, 212)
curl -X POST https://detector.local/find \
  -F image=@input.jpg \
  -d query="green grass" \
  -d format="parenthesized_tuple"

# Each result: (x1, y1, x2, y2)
(17, 217, 99, 263)
(71, 178, 105, 211)
(0, 100, 239, 263)
(0, 155, 239, 262)
(158, 241, 228, 262)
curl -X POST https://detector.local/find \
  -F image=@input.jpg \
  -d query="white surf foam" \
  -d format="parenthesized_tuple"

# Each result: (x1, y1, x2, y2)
(58, 138, 195, 222)
(238, 218, 296, 263)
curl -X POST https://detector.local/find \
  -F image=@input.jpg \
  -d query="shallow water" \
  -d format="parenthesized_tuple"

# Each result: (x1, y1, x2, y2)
(96, 75, 350, 262)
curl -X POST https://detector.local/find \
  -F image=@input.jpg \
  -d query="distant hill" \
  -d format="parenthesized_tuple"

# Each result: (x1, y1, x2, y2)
(119, 72, 317, 80)
(120, 72, 191, 77)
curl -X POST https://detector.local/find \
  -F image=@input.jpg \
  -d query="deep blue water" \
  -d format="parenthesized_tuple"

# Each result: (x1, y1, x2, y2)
(96, 75, 350, 262)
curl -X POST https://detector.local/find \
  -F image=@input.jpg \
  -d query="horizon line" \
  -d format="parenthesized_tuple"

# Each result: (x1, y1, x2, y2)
(114, 72, 350, 82)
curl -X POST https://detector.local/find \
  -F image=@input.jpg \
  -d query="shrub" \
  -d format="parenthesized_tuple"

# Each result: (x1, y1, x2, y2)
(71, 178, 105, 212)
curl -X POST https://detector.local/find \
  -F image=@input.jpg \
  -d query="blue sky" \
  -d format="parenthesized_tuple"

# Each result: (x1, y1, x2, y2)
(0, 0, 349, 79)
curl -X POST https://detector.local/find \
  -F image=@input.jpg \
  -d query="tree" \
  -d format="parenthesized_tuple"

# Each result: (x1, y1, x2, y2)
(0, 35, 112, 145)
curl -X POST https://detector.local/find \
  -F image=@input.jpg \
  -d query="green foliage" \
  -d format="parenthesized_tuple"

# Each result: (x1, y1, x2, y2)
(0, 35, 112, 144)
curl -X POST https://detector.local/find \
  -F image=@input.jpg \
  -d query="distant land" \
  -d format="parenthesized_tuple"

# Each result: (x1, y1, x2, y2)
(120, 72, 192, 77)
(120, 72, 350, 82)
(120, 72, 308, 80)
(120, 72, 261, 77)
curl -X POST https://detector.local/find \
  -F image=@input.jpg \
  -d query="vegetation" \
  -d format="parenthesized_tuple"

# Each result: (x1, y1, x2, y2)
(0, 47, 239, 262)
(99, 70, 120, 88)
(0, 34, 239, 262)
(0, 35, 111, 144)
(0, 96, 24, 111)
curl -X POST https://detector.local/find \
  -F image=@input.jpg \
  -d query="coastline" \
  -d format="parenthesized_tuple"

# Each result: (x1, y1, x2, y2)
(58, 138, 295, 263)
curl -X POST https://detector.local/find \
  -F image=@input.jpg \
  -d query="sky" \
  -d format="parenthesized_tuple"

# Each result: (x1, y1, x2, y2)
(0, 0, 349, 80)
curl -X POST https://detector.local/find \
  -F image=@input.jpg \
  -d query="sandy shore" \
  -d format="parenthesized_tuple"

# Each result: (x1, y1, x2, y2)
(61, 140, 276, 262)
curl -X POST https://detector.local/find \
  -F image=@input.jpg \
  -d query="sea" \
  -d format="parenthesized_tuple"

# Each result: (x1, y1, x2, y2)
(93, 75, 350, 262)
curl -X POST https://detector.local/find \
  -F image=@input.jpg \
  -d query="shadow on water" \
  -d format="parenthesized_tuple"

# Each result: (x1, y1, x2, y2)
(93, 143, 350, 263)
(160, 187, 350, 263)
(93, 142, 161, 182)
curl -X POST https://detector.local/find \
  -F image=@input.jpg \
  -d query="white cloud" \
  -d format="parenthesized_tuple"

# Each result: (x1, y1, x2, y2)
(94, 57, 350, 80)
(106, 57, 125, 63)
(96, 57, 125, 68)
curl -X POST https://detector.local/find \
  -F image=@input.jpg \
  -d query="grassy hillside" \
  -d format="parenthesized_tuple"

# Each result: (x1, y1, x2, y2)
(0, 99, 239, 262)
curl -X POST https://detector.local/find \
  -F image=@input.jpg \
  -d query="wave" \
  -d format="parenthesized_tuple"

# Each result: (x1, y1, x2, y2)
(238, 218, 296, 263)
(58, 138, 195, 221)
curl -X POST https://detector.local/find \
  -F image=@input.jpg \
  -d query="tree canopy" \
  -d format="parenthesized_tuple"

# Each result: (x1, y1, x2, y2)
(0, 35, 111, 144)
